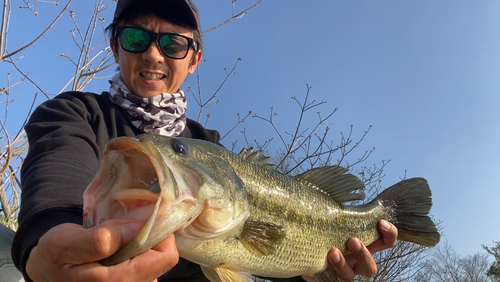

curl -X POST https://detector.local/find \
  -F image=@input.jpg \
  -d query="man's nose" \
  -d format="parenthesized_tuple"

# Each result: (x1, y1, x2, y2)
(142, 40, 165, 63)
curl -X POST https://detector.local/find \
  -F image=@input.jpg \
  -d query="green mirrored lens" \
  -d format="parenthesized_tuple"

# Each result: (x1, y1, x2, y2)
(121, 28, 150, 52)
(159, 34, 189, 59)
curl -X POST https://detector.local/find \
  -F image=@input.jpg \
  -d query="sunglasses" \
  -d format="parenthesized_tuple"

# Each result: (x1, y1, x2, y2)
(117, 26, 198, 60)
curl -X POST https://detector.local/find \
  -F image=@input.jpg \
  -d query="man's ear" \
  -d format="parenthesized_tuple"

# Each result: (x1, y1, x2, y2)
(188, 50, 203, 75)
(110, 38, 118, 63)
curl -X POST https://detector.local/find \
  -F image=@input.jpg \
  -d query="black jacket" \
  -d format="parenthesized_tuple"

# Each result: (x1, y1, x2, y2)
(12, 91, 220, 281)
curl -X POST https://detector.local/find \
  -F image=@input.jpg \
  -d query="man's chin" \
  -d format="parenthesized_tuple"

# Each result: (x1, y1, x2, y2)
(134, 86, 168, 98)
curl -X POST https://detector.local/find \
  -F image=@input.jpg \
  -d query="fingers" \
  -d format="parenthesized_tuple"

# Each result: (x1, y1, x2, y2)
(77, 235, 179, 282)
(329, 220, 398, 280)
(366, 220, 398, 253)
(327, 239, 377, 281)
(346, 238, 378, 277)
(26, 246, 48, 282)
(41, 219, 144, 265)
(27, 220, 143, 281)
(26, 221, 178, 282)
(327, 248, 354, 282)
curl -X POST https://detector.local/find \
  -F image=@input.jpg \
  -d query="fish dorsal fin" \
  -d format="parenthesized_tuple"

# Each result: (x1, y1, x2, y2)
(295, 165, 366, 203)
(238, 148, 277, 170)
(236, 220, 285, 255)
(201, 265, 254, 282)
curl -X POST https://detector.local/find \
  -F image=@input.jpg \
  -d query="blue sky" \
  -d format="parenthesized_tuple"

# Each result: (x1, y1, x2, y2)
(3, 0, 500, 259)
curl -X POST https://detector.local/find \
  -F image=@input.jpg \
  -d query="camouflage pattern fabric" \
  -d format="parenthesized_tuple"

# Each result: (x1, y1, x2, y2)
(108, 73, 187, 137)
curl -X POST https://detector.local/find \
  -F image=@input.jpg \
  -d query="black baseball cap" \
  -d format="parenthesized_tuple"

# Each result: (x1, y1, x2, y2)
(113, 0, 201, 33)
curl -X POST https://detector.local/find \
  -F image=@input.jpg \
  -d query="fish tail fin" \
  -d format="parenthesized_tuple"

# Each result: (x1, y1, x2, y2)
(375, 177, 440, 247)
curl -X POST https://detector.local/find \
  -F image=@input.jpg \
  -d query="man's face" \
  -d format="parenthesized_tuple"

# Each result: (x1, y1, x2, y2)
(111, 14, 202, 98)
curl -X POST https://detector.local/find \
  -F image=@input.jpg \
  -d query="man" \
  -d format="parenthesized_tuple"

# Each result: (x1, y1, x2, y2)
(10, 0, 397, 281)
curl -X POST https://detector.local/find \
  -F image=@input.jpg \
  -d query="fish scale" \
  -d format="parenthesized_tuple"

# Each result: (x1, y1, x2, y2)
(177, 153, 386, 277)
(83, 135, 440, 282)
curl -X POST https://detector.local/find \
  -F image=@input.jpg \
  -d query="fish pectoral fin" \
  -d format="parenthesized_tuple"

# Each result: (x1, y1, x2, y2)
(201, 266, 222, 282)
(201, 265, 254, 282)
(237, 220, 285, 255)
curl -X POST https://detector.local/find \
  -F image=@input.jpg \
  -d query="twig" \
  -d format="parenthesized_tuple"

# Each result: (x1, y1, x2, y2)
(195, 58, 241, 122)
(1, 0, 73, 60)
(220, 111, 252, 140)
(0, 0, 9, 56)
(202, 0, 263, 34)
(79, 59, 113, 78)
(6, 60, 49, 99)
(0, 120, 12, 176)
(253, 106, 286, 148)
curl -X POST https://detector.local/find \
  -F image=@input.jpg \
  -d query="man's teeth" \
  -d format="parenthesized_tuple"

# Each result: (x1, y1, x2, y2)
(142, 73, 164, 80)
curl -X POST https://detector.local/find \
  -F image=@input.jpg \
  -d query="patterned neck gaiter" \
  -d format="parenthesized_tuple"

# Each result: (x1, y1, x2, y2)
(108, 73, 187, 136)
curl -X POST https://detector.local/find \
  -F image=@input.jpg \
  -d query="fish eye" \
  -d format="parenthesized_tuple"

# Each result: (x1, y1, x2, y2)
(171, 139, 188, 155)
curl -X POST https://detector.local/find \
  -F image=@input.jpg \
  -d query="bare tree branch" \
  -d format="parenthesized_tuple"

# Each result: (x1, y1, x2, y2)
(6, 59, 50, 99)
(1, 0, 73, 60)
(192, 58, 241, 122)
(202, 0, 263, 34)
(413, 241, 491, 282)
(0, 0, 9, 56)
(220, 111, 252, 140)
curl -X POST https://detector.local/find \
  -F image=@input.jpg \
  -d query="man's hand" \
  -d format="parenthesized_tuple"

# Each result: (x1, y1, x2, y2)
(327, 220, 398, 281)
(26, 219, 178, 282)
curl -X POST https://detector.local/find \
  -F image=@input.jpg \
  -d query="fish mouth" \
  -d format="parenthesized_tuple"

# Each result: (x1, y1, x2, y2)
(83, 136, 173, 228)
(84, 135, 206, 265)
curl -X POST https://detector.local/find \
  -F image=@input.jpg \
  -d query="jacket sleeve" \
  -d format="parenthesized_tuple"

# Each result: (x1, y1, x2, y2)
(11, 93, 103, 280)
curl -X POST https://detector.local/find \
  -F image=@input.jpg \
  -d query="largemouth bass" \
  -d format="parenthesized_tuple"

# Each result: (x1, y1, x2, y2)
(83, 134, 440, 281)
